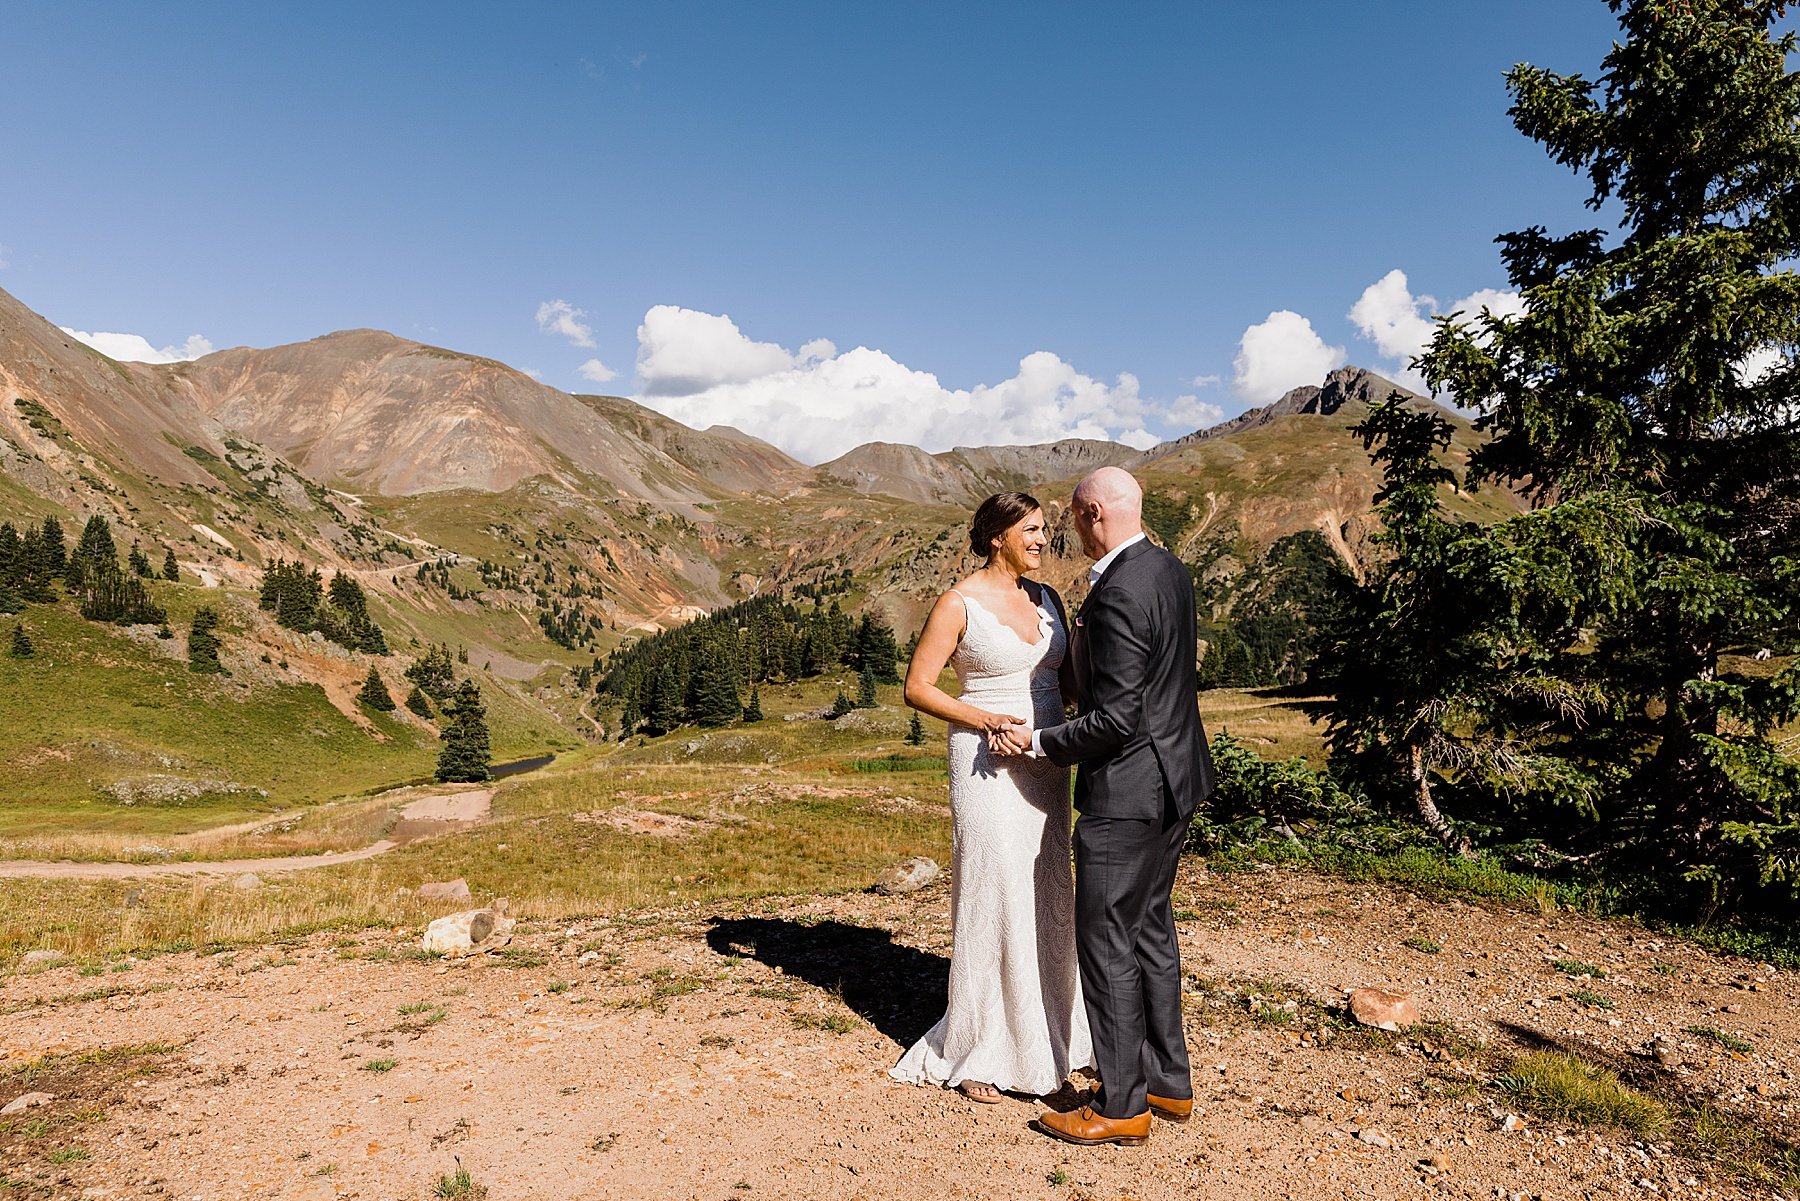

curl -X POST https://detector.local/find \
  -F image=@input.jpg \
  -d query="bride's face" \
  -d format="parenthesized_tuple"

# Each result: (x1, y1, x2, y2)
(992, 509, 1047, 573)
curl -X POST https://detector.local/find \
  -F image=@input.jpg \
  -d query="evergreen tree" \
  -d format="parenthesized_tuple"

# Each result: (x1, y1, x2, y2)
(1407, 0, 1800, 906)
(127, 543, 152, 577)
(742, 685, 764, 723)
(66, 514, 116, 591)
(8, 624, 32, 658)
(39, 516, 66, 578)
(161, 548, 179, 581)
(78, 561, 166, 626)
(686, 636, 742, 727)
(642, 661, 682, 736)
(828, 688, 855, 719)
(187, 606, 224, 674)
(436, 678, 492, 783)
(905, 711, 926, 746)
(404, 643, 458, 698)
(856, 663, 878, 708)
(404, 684, 433, 719)
(357, 664, 395, 711)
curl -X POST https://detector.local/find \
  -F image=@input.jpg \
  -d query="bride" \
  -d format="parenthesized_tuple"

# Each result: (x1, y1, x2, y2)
(889, 491, 1093, 1103)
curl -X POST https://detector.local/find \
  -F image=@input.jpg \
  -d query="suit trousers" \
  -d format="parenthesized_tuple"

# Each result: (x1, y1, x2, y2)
(1073, 798, 1192, 1119)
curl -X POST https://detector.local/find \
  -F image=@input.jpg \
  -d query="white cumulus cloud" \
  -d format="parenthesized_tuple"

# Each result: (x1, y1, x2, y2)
(1164, 394, 1227, 430)
(1232, 311, 1346, 406)
(536, 299, 596, 348)
(1348, 270, 1527, 392)
(61, 328, 214, 364)
(578, 358, 618, 384)
(636, 306, 796, 395)
(625, 306, 1196, 464)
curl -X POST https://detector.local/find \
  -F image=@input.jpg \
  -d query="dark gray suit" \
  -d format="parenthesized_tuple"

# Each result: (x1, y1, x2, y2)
(1039, 536, 1214, 1119)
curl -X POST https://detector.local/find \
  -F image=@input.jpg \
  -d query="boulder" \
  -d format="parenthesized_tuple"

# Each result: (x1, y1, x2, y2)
(418, 879, 472, 902)
(1346, 987, 1419, 1031)
(421, 898, 515, 958)
(0, 1092, 54, 1116)
(873, 856, 940, 895)
(233, 872, 264, 890)
(21, 950, 66, 968)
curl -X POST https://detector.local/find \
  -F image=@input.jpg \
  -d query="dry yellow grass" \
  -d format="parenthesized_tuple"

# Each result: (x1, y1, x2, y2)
(0, 754, 950, 961)
(1200, 687, 1330, 764)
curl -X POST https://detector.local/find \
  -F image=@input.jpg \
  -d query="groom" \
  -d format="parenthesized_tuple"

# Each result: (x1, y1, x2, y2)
(997, 465, 1214, 1146)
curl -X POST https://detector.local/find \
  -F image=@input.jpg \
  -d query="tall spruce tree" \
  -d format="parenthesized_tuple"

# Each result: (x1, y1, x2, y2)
(67, 514, 116, 590)
(39, 516, 66, 579)
(905, 711, 926, 746)
(435, 678, 492, 782)
(687, 638, 741, 727)
(1396, 0, 1800, 907)
(161, 548, 179, 581)
(9, 624, 32, 658)
(404, 684, 434, 719)
(741, 684, 764, 723)
(187, 606, 224, 673)
(357, 665, 395, 711)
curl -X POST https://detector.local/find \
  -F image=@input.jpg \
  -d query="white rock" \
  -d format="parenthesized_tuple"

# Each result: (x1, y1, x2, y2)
(0, 1092, 54, 1115)
(21, 950, 66, 967)
(421, 898, 515, 958)
(873, 856, 939, 895)
(417, 879, 471, 902)
(232, 872, 263, 890)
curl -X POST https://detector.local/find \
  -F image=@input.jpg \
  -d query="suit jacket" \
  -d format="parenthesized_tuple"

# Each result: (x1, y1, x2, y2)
(1039, 538, 1214, 820)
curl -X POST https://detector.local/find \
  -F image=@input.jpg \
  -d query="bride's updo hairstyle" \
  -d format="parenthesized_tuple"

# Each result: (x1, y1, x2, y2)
(969, 491, 1041, 561)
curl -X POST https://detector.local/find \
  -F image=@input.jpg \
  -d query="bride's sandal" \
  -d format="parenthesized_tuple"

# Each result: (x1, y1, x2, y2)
(958, 1080, 1004, 1105)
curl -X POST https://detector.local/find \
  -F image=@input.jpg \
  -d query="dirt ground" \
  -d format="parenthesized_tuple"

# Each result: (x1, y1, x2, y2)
(1, 862, 1794, 1201)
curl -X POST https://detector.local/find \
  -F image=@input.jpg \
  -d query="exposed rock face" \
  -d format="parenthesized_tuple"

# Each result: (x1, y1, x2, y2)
(573, 394, 809, 495)
(0, 287, 221, 491)
(1144, 366, 1437, 460)
(168, 331, 743, 500)
(820, 438, 1138, 505)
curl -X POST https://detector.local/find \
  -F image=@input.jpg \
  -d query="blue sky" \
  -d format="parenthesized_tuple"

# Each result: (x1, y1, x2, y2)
(2, 2, 1625, 461)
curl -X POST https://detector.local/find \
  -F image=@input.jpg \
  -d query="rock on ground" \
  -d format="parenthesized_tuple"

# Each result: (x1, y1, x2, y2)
(873, 856, 939, 895)
(1347, 986, 1419, 1030)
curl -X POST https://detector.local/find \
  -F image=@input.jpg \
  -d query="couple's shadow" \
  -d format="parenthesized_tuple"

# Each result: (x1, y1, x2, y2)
(705, 916, 947, 1045)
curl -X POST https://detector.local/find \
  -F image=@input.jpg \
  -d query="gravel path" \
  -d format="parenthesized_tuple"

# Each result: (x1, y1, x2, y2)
(0, 790, 492, 880)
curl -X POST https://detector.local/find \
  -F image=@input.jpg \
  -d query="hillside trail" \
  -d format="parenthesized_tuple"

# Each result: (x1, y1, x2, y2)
(0, 789, 492, 880)
(1, 861, 1793, 1200)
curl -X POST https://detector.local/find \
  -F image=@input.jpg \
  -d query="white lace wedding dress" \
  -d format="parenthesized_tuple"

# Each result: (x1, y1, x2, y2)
(889, 588, 1093, 1096)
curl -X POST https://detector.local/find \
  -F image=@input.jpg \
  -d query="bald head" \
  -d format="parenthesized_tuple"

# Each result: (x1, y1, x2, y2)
(1070, 466, 1144, 560)
(1074, 466, 1143, 515)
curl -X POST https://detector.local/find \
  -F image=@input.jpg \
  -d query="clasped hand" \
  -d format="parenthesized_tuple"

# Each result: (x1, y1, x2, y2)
(984, 715, 1032, 757)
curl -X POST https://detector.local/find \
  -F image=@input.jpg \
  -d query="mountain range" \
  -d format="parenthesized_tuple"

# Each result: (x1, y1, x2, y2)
(0, 282, 1521, 795)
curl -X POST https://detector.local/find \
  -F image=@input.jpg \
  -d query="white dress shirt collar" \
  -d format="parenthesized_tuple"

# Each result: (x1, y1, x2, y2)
(1088, 531, 1147, 586)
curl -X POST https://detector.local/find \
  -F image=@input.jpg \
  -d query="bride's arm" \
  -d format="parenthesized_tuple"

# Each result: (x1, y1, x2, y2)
(903, 592, 1025, 734)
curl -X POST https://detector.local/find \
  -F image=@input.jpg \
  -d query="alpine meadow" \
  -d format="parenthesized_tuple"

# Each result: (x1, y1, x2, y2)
(1, 3, 1798, 1199)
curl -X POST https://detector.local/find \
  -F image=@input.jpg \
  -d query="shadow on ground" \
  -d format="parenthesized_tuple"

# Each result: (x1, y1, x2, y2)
(705, 917, 948, 1046)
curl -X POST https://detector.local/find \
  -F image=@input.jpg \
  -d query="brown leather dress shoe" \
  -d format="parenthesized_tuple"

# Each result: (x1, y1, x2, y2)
(1035, 1105, 1151, 1147)
(1147, 1093, 1193, 1123)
